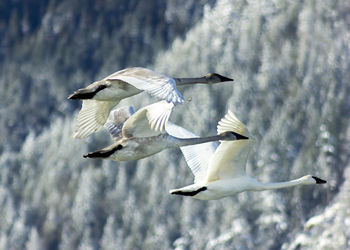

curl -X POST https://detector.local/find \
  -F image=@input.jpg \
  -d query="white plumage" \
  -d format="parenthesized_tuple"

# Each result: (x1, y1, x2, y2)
(170, 111, 326, 200)
(83, 101, 244, 162)
(69, 67, 233, 138)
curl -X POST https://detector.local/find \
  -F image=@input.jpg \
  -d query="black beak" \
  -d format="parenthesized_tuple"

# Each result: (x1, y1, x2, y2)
(312, 176, 327, 184)
(68, 84, 108, 100)
(68, 92, 80, 99)
(84, 149, 114, 158)
(83, 150, 109, 158)
(67, 89, 95, 100)
(84, 144, 122, 158)
(219, 75, 233, 82)
(221, 131, 248, 140)
(214, 73, 234, 82)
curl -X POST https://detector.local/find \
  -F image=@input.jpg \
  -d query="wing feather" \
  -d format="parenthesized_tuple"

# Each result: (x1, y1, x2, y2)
(122, 100, 174, 138)
(166, 122, 217, 184)
(73, 100, 119, 138)
(206, 110, 254, 182)
(104, 106, 135, 140)
(108, 67, 184, 105)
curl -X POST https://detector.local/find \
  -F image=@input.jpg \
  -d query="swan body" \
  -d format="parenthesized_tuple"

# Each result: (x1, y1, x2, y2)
(83, 101, 246, 162)
(169, 111, 326, 200)
(68, 67, 233, 138)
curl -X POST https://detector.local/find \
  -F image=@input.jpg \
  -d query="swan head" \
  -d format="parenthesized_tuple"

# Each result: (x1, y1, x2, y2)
(83, 140, 148, 161)
(311, 176, 327, 184)
(219, 131, 249, 141)
(302, 175, 327, 185)
(205, 73, 233, 83)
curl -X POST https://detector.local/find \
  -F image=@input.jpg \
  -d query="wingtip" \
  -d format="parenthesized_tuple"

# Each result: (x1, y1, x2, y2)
(175, 95, 185, 105)
(71, 131, 86, 139)
(70, 133, 77, 139)
(217, 110, 249, 137)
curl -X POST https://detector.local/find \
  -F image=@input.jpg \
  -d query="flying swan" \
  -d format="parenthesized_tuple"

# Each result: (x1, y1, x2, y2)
(169, 110, 327, 200)
(83, 100, 246, 162)
(68, 67, 233, 138)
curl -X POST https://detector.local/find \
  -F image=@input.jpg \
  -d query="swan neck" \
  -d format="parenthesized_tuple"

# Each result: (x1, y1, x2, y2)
(255, 177, 308, 191)
(169, 134, 223, 147)
(174, 77, 208, 86)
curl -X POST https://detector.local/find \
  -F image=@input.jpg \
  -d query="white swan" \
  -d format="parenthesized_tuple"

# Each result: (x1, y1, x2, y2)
(169, 111, 326, 200)
(68, 67, 233, 138)
(83, 101, 246, 162)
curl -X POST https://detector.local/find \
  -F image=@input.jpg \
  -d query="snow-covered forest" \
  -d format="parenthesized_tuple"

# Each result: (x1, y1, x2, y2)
(1, 0, 349, 249)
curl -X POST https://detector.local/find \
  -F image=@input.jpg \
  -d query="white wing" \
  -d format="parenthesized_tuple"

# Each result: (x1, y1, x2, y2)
(122, 100, 174, 138)
(104, 106, 134, 140)
(73, 100, 119, 138)
(166, 122, 217, 184)
(107, 67, 184, 105)
(206, 110, 255, 182)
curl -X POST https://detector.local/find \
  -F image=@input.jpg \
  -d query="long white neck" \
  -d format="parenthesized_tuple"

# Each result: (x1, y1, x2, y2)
(252, 176, 314, 191)
(167, 134, 228, 148)
(173, 77, 210, 86)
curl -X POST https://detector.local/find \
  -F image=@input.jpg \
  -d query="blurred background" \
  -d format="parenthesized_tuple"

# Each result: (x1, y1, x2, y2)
(0, 0, 349, 249)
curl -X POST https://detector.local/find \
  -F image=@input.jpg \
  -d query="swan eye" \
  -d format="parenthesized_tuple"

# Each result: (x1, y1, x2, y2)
(206, 73, 214, 79)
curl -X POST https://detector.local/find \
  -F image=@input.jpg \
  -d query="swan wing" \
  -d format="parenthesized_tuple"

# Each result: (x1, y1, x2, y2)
(108, 67, 184, 105)
(73, 100, 119, 138)
(166, 122, 217, 184)
(122, 100, 174, 138)
(104, 106, 135, 140)
(206, 111, 255, 182)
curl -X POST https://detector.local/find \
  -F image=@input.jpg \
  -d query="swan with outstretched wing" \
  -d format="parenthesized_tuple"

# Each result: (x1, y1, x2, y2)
(68, 67, 233, 138)
(170, 111, 326, 200)
(83, 101, 245, 162)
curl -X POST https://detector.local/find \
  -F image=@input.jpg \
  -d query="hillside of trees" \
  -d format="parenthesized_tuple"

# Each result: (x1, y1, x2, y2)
(1, 0, 349, 249)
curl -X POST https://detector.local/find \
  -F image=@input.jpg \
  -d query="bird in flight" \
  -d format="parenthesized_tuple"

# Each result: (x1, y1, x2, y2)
(169, 110, 326, 200)
(68, 67, 233, 139)
(83, 101, 246, 162)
